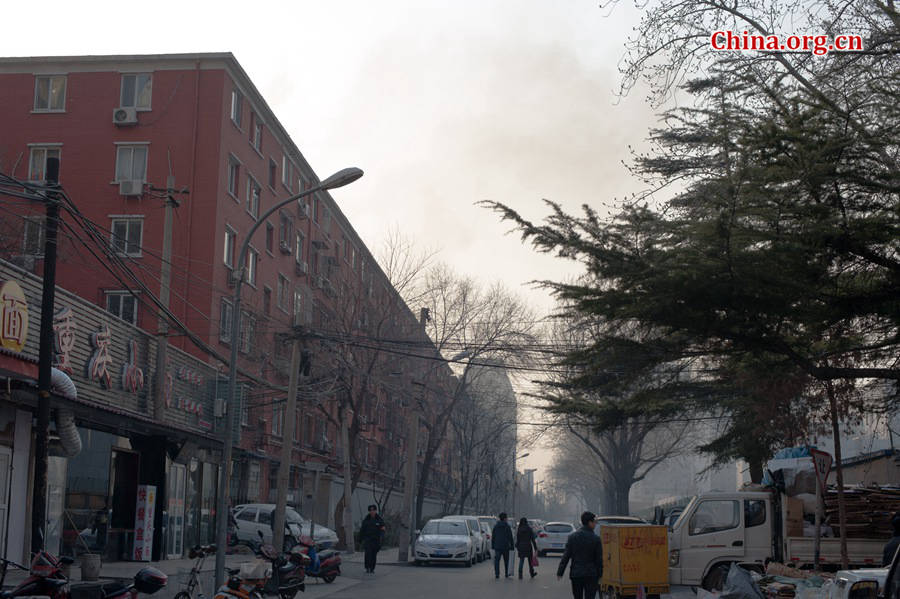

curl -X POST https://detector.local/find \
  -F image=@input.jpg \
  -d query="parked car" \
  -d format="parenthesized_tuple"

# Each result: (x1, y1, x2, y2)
(479, 521, 493, 559)
(414, 519, 478, 567)
(232, 503, 338, 550)
(536, 521, 576, 556)
(443, 515, 488, 562)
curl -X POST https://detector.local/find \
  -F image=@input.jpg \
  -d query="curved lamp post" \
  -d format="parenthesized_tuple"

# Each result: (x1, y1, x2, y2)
(214, 167, 363, 585)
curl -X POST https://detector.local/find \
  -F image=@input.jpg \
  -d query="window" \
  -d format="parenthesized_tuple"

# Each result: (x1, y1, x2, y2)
(106, 291, 138, 325)
(247, 463, 260, 501)
(293, 289, 303, 326)
(241, 401, 249, 426)
(245, 247, 258, 286)
(110, 218, 143, 256)
(250, 113, 263, 152)
(281, 155, 294, 191)
(294, 412, 301, 443)
(268, 159, 277, 188)
(33, 75, 66, 111)
(227, 157, 240, 197)
(745, 500, 766, 528)
(265, 222, 274, 254)
(246, 177, 260, 219)
(120, 73, 152, 109)
(23, 217, 44, 255)
(313, 197, 320, 223)
(278, 212, 293, 250)
(223, 226, 236, 268)
(259, 508, 272, 526)
(263, 286, 272, 316)
(295, 231, 305, 263)
(276, 274, 290, 312)
(239, 310, 254, 354)
(230, 89, 243, 127)
(688, 500, 740, 536)
(28, 147, 61, 182)
(236, 506, 257, 522)
(115, 145, 148, 182)
(343, 235, 350, 262)
(322, 205, 332, 231)
(351, 245, 357, 270)
(220, 298, 234, 343)
(272, 405, 284, 437)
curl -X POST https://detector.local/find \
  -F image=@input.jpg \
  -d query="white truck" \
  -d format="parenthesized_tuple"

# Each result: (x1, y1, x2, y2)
(667, 490, 887, 590)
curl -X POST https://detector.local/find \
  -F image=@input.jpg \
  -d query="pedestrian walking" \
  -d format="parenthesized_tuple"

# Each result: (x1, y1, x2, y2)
(516, 517, 538, 579)
(557, 511, 603, 599)
(491, 512, 515, 579)
(359, 504, 386, 574)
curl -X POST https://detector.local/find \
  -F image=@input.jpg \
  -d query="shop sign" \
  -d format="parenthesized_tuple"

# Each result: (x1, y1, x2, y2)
(133, 484, 156, 561)
(0, 280, 29, 353)
(121, 339, 145, 393)
(87, 325, 113, 389)
(53, 307, 76, 373)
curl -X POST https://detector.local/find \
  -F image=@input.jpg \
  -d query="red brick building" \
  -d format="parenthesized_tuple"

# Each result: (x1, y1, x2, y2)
(0, 53, 458, 547)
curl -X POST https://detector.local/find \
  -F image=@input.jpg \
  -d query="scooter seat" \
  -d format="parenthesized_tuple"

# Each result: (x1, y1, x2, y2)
(278, 563, 295, 575)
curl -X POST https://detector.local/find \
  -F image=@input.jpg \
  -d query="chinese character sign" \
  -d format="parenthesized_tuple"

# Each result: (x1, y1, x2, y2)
(53, 307, 76, 373)
(121, 339, 145, 393)
(87, 325, 113, 388)
(0, 280, 29, 352)
(133, 484, 156, 561)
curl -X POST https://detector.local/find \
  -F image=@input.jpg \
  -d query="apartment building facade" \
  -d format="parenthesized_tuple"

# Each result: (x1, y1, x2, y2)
(0, 53, 457, 558)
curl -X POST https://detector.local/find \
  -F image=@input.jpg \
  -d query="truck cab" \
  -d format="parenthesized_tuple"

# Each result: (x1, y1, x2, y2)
(668, 491, 772, 589)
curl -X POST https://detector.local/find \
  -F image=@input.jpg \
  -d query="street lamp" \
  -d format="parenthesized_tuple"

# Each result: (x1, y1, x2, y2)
(214, 167, 363, 586)
(511, 452, 530, 518)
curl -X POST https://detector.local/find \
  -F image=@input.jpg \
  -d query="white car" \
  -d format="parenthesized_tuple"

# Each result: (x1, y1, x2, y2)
(414, 519, 477, 567)
(536, 521, 576, 556)
(232, 503, 338, 550)
(443, 515, 488, 562)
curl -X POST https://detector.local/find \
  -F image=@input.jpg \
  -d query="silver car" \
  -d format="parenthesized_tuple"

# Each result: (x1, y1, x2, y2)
(443, 515, 487, 562)
(414, 519, 477, 567)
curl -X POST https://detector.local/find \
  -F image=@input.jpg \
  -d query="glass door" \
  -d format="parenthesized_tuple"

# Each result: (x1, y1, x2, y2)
(166, 463, 186, 559)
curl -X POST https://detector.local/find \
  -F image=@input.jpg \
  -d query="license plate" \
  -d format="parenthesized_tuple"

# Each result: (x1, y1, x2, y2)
(434, 550, 449, 556)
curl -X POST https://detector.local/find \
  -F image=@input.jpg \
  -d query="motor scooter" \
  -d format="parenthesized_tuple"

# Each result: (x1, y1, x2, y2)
(294, 537, 341, 584)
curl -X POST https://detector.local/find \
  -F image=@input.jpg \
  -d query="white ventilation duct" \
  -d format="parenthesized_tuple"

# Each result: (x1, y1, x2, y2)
(51, 367, 82, 457)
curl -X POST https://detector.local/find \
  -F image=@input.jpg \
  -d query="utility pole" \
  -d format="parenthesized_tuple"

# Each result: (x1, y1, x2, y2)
(273, 333, 301, 551)
(32, 156, 62, 553)
(397, 308, 429, 563)
(152, 175, 184, 419)
(341, 406, 355, 553)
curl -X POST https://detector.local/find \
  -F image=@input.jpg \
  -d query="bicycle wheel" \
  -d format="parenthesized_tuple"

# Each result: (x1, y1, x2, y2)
(175, 590, 194, 599)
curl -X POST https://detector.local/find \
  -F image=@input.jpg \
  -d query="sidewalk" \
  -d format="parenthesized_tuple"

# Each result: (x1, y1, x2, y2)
(3, 552, 255, 599)
(340, 546, 413, 566)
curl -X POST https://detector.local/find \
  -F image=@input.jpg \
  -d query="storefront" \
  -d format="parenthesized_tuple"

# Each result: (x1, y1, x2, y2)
(0, 260, 223, 562)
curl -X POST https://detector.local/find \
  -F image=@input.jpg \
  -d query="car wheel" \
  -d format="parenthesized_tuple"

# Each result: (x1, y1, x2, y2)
(414, 560, 423, 567)
(702, 563, 731, 592)
(465, 557, 473, 568)
(322, 573, 336, 584)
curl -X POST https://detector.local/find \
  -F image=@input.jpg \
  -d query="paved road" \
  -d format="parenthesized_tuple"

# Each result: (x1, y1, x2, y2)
(311, 554, 594, 599)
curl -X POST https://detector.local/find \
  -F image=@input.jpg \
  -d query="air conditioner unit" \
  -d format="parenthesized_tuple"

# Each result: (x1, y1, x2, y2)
(214, 398, 227, 418)
(119, 180, 143, 196)
(112, 106, 138, 126)
(295, 261, 308, 276)
(279, 240, 292, 255)
(297, 202, 310, 219)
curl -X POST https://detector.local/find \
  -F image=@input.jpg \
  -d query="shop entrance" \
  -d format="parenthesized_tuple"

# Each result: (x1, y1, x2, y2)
(166, 463, 186, 559)
(107, 448, 140, 560)
(0, 446, 10, 558)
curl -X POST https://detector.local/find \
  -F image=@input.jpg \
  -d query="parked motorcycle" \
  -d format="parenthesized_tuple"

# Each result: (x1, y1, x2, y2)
(214, 532, 308, 599)
(0, 550, 167, 599)
(294, 537, 340, 584)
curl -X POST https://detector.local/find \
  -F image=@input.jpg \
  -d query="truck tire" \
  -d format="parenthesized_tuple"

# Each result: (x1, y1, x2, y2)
(702, 563, 731, 591)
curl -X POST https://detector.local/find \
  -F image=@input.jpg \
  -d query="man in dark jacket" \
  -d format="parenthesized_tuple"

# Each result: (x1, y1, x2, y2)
(883, 513, 900, 566)
(492, 512, 515, 579)
(359, 504, 386, 574)
(558, 511, 604, 599)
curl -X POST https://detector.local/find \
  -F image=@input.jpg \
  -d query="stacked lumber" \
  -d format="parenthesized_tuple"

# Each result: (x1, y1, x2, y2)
(823, 486, 900, 538)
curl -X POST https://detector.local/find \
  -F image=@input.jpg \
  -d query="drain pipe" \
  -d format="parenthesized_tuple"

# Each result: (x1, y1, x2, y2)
(50, 367, 82, 457)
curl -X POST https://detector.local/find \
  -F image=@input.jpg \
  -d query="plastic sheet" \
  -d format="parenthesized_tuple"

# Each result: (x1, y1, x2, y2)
(721, 564, 766, 599)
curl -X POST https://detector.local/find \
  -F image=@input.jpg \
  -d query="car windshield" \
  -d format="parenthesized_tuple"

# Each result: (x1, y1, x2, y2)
(285, 509, 304, 524)
(422, 521, 468, 535)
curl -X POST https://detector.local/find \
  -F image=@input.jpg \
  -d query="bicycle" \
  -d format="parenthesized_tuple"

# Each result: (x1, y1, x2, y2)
(173, 544, 216, 599)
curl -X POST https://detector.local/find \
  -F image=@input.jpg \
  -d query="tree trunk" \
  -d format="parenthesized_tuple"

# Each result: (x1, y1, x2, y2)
(748, 458, 764, 484)
(826, 381, 849, 569)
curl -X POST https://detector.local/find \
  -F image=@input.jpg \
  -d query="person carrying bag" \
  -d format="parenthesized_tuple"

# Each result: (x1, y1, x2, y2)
(516, 517, 538, 579)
